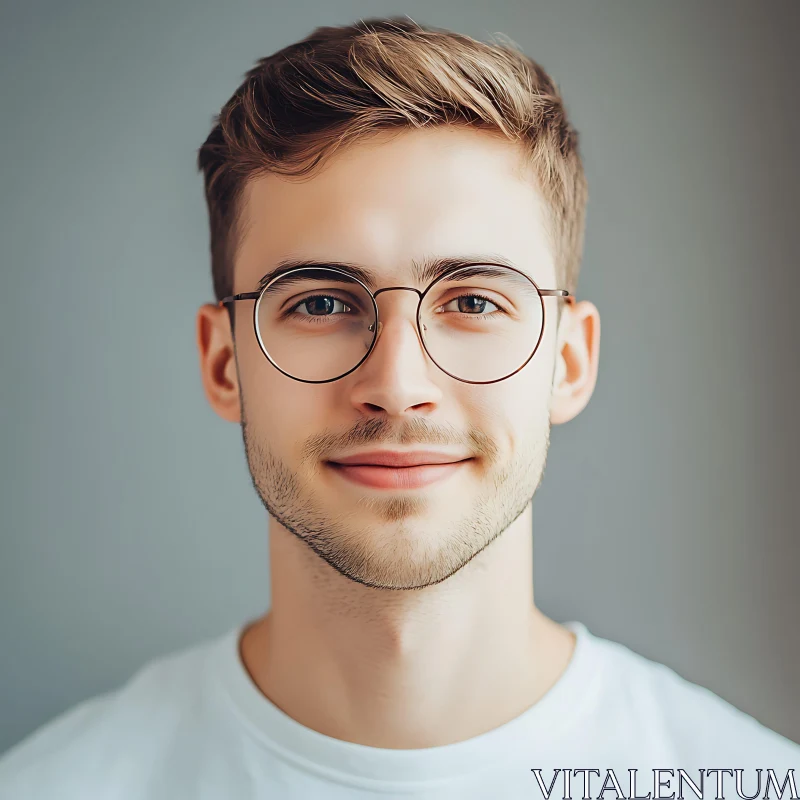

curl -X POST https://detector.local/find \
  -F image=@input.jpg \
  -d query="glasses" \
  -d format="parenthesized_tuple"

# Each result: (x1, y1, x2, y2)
(219, 262, 574, 385)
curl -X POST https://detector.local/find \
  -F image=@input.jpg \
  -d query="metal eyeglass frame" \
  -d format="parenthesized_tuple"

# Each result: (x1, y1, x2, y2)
(218, 262, 575, 386)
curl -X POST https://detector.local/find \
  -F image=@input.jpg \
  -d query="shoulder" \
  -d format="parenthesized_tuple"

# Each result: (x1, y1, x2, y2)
(0, 632, 231, 800)
(581, 624, 800, 767)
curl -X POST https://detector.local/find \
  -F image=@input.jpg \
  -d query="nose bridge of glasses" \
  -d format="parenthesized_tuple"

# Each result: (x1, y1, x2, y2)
(372, 285, 424, 301)
(371, 285, 424, 325)
(367, 286, 427, 349)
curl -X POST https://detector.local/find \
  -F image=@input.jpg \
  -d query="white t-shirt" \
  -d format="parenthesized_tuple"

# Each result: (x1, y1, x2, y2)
(0, 620, 797, 799)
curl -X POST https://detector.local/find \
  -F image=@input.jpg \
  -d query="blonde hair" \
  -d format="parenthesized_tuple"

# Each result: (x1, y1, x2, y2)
(197, 16, 588, 312)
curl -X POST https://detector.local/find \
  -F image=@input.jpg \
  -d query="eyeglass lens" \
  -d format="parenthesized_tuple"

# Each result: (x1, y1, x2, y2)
(254, 266, 545, 383)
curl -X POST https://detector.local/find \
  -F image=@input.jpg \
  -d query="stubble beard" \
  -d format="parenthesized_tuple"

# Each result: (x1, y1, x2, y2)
(239, 412, 550, 591)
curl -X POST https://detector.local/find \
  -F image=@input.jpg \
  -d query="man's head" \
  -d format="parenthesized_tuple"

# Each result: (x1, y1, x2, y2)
(195, 18, 600, 590)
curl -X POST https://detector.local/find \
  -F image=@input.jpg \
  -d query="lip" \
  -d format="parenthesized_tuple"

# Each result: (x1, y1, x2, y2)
(326, 460, 472, 490)
(327, 450, 471, 467)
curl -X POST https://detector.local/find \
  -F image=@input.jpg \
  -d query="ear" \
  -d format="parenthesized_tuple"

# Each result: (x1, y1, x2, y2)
(196, 303, 242, 424)
(549, 300, 601, 425)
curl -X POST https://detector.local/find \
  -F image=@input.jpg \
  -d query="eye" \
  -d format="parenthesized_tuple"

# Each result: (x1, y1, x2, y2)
(290, 295, 353, 316)
(439, 294, 502, 315)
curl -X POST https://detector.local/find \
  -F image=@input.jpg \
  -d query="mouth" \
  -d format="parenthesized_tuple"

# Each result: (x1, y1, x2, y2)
(325, 458, 473, 490)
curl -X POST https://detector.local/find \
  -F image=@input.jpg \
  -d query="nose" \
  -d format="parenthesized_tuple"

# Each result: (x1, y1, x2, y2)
(347, 287, 443, 416)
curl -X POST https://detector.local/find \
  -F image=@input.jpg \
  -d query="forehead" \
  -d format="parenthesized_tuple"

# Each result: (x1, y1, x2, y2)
(235, 127, 556, 288)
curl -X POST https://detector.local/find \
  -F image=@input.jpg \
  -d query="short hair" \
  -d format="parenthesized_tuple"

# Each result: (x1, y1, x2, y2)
(197, 16, 588, 323)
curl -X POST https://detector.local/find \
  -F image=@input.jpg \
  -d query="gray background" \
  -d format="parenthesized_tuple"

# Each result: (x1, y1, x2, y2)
(1, 0, 798, 754)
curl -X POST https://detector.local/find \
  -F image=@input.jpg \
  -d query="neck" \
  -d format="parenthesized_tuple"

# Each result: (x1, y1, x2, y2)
(239, 505, 576, 749)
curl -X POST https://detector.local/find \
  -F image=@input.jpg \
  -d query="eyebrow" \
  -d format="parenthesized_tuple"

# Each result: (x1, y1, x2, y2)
(255, 254, 532, 292)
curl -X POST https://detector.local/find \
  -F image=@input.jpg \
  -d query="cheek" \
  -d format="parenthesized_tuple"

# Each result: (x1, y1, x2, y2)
(239, 349, 312, 441)
(509, 360, 554, 419)
(243, 372, 335, 458)
(494, 339, 555, 401)
(461, 363, 552, 447)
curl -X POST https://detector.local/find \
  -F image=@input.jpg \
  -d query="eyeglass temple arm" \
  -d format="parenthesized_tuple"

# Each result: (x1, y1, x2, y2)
(218, 292, 261, 307)
(218, 290, 575, 308)
(540, 290, 575, 305)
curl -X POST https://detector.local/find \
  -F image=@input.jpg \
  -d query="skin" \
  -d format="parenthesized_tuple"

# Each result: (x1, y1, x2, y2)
(196, 125, 600, 749)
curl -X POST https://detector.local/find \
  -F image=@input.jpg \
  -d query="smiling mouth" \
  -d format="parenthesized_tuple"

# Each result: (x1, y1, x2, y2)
(325, 459, 473, 490)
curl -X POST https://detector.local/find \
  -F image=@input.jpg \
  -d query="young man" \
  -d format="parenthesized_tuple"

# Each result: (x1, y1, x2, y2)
(1, 16, 797, 800)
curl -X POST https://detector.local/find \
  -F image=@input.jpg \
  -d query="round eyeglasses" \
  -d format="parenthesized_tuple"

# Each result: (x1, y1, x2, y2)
(219, 262, 574, 385)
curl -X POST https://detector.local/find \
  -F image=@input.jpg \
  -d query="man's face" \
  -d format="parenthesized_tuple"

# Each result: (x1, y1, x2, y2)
(231, 127, 561, 590)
